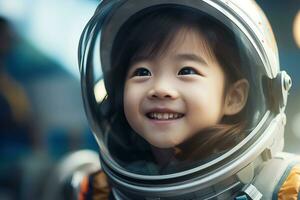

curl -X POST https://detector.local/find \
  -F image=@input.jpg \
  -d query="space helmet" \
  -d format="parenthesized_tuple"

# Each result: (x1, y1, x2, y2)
(78, 0, 292, 199)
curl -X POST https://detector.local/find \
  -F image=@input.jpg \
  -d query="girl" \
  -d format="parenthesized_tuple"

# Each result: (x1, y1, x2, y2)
(102, 6, 251, 174)
(78, 1, 292, 199)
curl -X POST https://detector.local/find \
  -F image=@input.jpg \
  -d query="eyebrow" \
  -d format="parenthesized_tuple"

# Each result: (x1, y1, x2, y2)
(130, 55, 151, 64)
(130, 53, 208, 66)
(174, 54, 208, 65)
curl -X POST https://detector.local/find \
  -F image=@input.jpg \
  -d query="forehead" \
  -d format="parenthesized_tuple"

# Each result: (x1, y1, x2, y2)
(135, 27, 217, 64)
(169, 28, 210, 55)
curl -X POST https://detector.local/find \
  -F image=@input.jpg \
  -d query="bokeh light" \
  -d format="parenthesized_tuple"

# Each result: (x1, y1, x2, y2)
(293, 10, 300, 48)
(292, 112, 300, 139)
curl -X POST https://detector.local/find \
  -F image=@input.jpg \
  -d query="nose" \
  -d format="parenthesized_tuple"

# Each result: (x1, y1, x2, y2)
(147, 80, 179, 100)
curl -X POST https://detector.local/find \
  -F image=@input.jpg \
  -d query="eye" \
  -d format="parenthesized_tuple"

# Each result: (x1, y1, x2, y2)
(178, 66, 199, 75)
(132, 67, 151, 77)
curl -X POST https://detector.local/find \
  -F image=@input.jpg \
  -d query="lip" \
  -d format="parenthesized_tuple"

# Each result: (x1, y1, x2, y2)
(144, 107, 185, 123)
(146, 107, 183, 114)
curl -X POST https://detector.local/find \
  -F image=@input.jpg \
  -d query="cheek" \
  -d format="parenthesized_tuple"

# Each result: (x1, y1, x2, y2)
(123, 84, 135, 118)
(183, 82, 225, 120)
(123, 83, 143, 125)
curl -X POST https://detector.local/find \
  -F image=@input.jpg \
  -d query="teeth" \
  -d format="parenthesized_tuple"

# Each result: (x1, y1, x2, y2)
(147, 112, 183, 120)
(163, 113, 168, 119)
(150, 113, 154, 118)
(157, 113, 162, 119)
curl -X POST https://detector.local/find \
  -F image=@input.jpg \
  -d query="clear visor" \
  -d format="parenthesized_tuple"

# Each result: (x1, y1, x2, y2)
(80, 3, 272, 177)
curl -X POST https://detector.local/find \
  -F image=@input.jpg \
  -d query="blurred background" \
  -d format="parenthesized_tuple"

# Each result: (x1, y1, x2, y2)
(0, 0, 299, 199)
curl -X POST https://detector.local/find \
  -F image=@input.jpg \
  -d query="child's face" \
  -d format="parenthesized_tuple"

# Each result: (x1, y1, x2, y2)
(123, 29, 228, 148)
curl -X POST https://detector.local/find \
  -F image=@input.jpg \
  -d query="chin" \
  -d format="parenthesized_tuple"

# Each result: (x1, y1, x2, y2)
(148, 138, 180, 149)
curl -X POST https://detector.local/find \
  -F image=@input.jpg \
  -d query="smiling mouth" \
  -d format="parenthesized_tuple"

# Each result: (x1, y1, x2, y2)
(146, 112, 184, 120)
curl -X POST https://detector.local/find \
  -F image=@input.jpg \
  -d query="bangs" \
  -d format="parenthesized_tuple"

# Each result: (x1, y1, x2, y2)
(126, 10, 185, 64)
(130, 26, 216, 66)
(113, 6, 217, 69)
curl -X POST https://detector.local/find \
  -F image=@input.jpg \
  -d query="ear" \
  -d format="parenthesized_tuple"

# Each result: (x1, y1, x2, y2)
(224, 79, 249, 116)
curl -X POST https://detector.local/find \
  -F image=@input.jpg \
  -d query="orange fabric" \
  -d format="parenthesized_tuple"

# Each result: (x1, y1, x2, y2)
(278, 164, 300, 200)
(79, 176, 89, 200)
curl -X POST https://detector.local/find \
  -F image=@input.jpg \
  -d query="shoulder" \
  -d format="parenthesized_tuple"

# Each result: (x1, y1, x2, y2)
(253, 152, 300, 199)
(273, 153, 300, 200)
